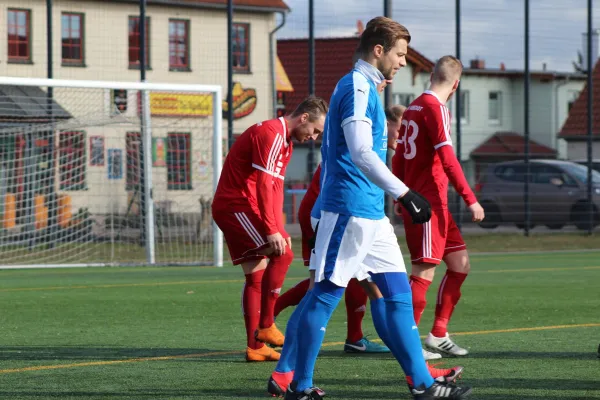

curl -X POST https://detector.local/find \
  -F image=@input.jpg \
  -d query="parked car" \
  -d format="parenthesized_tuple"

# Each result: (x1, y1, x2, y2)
(476, 159, 600, 230)
(573, 159, 600, 173)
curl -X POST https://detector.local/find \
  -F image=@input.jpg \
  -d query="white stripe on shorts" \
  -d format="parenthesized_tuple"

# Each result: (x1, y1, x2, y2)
(235, 212, 265, 247)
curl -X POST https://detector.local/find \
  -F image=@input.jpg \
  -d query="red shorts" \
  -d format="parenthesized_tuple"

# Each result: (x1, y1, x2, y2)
(402, 208, 466, 265)
(212, 206, 269, 265)
(298, 209, 315, 267)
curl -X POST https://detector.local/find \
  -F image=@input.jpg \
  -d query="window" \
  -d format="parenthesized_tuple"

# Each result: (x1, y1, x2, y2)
(128, 16, 150, 68)
(488, 91, 501, 122)
(169, 19, 189, 70)
(62, 13, 84, 65)
(7, 9, 31, 62)
(167, 133, 191, 190)
(392, 93, 415, 106)
(232, 23, 249, 72)
(126, 132, 141, 190)
(59, 131, 86, 190)
(459, 90, 469, 123)
(495, 165, 526, 183)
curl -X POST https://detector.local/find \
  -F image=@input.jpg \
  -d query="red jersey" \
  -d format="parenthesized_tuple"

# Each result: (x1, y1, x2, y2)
(298, 164, 321, 224)
(392, 91, 476, 209)
(213, 117, 293, 235)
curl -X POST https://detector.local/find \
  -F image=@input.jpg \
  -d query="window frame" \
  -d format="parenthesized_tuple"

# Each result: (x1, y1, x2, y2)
(58, 131, 87, 191)
(7, 8, 32, 63)
(61, 12, 85, 66)
(167, 132, 192, 190)
(168, 18, 191, 72)
(232, 22, 250, 73)
(459, 90, 469, 124)
(128, 16, 151, 69)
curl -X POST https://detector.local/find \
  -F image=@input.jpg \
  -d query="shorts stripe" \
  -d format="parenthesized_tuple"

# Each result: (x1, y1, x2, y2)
(324, 214, 351, 281)
(235, 212, 264, 247)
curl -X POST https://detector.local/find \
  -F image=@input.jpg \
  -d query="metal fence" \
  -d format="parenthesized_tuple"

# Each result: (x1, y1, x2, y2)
(277, 0, 600, 235)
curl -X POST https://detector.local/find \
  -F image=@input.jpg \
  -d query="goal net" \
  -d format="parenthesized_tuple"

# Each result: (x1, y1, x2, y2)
(0, 77, 223, 268)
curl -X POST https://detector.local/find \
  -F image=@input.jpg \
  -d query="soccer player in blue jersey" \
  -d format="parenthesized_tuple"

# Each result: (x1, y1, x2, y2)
(283, 17, 473, 400)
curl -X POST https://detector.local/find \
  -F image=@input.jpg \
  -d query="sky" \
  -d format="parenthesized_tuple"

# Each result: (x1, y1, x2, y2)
(277, 0, 600, 73)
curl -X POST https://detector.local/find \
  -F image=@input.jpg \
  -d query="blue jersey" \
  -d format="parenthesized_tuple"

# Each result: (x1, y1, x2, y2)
(320, 67, 388, 220)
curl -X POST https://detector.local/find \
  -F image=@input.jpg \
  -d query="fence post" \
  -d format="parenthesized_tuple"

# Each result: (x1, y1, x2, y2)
(587, 0, 594, 235)
(524, 0, 531, 236)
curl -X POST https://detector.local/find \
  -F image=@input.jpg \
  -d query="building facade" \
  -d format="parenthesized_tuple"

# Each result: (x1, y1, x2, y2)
(0, 0, 289, 226)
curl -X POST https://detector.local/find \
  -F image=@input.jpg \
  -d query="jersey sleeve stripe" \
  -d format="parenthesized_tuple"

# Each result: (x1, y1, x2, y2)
(440, 105, 452, 143)
(252, 163, 276, 176)
(266, 134, 284, 173)
(434, 141, 453, 150)
(341, 72, 372, 128)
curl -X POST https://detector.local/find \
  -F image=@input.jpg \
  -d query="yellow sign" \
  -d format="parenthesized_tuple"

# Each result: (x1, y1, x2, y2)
(149, 92, 213, 117)
(276, 56, 294, 92)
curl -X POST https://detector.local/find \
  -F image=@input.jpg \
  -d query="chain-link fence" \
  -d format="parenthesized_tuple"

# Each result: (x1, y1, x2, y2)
(278, 0, 600, 235)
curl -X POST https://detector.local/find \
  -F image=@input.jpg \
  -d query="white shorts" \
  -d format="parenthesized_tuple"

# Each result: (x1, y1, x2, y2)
(313, 211, 405, 287)
(308, 215, 372, 282)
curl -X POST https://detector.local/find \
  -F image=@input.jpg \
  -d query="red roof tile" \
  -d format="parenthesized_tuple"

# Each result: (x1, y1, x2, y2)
(277, 37, 434, 111)
(559, 61, 599, 139)
(471, 132, 556, 157)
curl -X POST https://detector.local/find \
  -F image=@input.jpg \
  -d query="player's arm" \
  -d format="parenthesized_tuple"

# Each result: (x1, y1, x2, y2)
(427, 106, 484, 221)
(272, 176, 291, 248)
(343, 120, 430, 223)
(252, 128, 287, 254)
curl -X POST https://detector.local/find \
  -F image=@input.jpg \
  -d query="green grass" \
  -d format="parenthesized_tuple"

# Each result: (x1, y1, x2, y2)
(0, 250, 598, 399)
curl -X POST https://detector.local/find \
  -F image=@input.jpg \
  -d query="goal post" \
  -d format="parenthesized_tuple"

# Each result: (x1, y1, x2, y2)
(0, 76, 223, 268)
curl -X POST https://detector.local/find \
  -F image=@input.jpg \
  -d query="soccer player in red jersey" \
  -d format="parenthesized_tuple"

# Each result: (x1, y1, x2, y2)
(212, 96, 327, 362)
(392, 55, 485, 358)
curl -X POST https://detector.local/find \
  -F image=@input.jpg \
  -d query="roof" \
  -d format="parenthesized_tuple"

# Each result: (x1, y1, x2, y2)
(86, 0, 289, 12)
(470, 132, 557, 158)
(559, 60, 600, 140)
(0, 85, 71, 121)
(277, 37, 435, 110)
(462, 68, 586, 81)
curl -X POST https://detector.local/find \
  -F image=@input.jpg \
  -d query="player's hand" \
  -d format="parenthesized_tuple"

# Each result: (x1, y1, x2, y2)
(394, 202, 403, 216)
(468, 202, 485, 223)
(267, 232, 287, 256)
(285, 236, 292, 250)
(398, 190, 432, 224)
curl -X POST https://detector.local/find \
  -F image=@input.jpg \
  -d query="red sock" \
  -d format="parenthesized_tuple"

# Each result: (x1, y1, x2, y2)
(431, 270, 468, 337)
(275, 278, 310, 317)
(243, 270, 264, 350)
(410, 275, 432, 326)
(345, 278, 368, 343)
(260, 249, 294, 328)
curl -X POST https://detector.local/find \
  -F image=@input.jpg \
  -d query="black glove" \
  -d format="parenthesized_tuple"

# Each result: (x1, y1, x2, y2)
(308, 221, 319, 251)
(398, 190, 432, 224)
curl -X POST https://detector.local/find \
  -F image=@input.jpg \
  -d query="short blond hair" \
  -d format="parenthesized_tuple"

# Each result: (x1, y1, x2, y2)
(432, 55, 463, 84)
(385, 105, 406, 122)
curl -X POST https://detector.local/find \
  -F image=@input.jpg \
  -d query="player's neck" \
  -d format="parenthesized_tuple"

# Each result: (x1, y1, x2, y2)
(355, 58, 384, 85)
(426, 85, 451, 104)
(282, 117, 293, 141)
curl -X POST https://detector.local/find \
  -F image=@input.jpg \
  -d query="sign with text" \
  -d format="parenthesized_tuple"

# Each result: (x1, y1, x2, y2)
(149, 93, 213, 117)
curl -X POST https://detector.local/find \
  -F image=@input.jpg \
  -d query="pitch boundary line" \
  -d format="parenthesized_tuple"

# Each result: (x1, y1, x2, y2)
(1, 265, 599, 293)
(0, 323, 598, 375)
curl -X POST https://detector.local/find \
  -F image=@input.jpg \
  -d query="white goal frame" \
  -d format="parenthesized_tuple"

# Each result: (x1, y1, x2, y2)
(0, 76, 223, 268)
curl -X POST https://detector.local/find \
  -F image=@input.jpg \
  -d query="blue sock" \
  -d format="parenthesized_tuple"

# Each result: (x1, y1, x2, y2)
(293, 280, 344, 391)
(371, 272, 433, 389)
(370, 297, 391, 348)
(275, 290, 312, 373)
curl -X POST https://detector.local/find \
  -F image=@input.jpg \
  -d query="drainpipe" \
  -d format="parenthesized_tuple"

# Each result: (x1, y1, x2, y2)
(554, 76, 570, 158)
(270, 11, 287, 118)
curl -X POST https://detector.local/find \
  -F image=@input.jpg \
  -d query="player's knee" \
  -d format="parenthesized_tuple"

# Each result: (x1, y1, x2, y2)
(276, 247, 294, 266)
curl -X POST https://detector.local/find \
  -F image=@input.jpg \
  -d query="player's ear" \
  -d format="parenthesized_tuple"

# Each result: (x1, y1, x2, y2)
(373, 44, 384, 58)
(301, 112, 309, 123)
(453, 79, 460, 91)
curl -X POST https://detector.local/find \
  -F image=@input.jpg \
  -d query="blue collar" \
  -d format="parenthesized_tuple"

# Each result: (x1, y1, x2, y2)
(354, 59, 384, 86)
